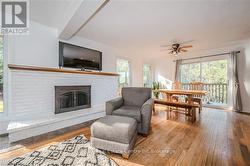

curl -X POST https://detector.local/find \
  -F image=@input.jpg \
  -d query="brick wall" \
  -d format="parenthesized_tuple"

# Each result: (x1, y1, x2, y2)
(9, 70, 118, 120)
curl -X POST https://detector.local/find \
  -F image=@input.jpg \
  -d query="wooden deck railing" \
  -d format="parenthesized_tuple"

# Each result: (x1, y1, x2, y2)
(182, 83, 228, 104)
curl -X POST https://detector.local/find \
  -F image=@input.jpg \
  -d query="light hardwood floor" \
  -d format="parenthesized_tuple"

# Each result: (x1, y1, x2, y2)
(1, 106, 250, 166)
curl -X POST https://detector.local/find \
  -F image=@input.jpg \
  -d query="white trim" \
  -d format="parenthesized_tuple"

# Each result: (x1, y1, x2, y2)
(181, 54, 229, 64)
(116, 58, 132, 87)
(179, 55, 232, 109)
(143, 64, 153, 87)
(0, 35, 9, 120)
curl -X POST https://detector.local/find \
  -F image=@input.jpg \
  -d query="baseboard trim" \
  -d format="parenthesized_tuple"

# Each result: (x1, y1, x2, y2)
(235, 111, 250, 116)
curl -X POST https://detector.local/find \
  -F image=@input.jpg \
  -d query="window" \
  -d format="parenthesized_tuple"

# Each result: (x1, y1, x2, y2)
(0, 36, 3, 113)
(180, 59, 227, 83)
(201, 60, 227, 83)
(180, 59, 229, 105)
(180, 63, 201, 83)
(117, 59, 130, 91)
(143, 64, 152, 87)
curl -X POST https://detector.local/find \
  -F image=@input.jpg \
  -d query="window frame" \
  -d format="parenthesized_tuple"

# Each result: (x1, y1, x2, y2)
(116, 58, 132, 89)
(180, 56, 229, 84)
(180, 62, 201, 83)
(0, 35, 9, 120)
(143, 64, 153, 87)
(179, 55, 232, 107)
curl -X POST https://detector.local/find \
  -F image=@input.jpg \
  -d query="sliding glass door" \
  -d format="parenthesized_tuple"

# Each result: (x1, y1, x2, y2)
(180, 58, 229, 106)
(180, 63, 201, 83)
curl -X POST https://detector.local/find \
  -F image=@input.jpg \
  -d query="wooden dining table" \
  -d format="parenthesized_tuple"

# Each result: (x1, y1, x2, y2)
(154, 89, 207, 122)
(157, 89, 207, 104)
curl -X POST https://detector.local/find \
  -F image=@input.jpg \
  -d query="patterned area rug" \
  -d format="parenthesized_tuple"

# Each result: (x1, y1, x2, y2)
(5, 135, 118, 166)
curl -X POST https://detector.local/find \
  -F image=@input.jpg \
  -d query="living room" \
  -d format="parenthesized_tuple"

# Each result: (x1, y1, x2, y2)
(0, 0, 250, 165)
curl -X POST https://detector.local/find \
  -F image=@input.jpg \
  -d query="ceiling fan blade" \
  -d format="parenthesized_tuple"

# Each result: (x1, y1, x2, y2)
(160, 48, 173, 52)
(160, 44, 172, 47)
(181, 45, 193, 48)
(179, 40, 194, 45)
(180, 49, 188, 52)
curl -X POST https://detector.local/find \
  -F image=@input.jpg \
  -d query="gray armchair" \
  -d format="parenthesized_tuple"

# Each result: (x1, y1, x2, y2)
(106, 87, 153, 135)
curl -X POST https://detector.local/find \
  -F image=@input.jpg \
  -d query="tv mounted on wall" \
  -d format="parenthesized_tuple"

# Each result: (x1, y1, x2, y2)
(59, 42, 102, 71)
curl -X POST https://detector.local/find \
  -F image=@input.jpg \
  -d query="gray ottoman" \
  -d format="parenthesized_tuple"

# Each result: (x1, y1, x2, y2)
(90, 115, 137, 158)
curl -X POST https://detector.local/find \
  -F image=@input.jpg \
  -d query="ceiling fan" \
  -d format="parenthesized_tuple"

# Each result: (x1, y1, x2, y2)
(161, 41, 193, 55)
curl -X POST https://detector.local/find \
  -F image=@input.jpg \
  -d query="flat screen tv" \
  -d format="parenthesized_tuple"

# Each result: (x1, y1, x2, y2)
(59, 42, 102, 71)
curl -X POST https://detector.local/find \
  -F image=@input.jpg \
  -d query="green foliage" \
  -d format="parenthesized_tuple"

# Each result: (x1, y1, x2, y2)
(180, 60, 227, 83)
(143, 64, 152, 87)
(117, 59, 130, 89)
(202, 60, 227, 83)
(152, 81, 160, 99)
(0, 36, 3, 85)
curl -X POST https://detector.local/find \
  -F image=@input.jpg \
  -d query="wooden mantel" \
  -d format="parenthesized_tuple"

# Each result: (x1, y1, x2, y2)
(8, 64, 119, 76)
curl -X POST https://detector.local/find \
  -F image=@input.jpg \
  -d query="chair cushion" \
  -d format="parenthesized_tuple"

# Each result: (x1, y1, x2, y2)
(112, 105, 141, 122)
(91, 115, 137, 144)
(122, 87, 151, 107)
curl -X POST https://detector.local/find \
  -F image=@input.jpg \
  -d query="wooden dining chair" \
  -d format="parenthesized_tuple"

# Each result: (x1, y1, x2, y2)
(188, 82, 204, 113)
(172, 82, 182, 90)
(171, 82, 182, 102)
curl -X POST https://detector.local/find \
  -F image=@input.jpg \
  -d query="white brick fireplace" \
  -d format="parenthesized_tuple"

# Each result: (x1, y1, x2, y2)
(4, 21, 119, 142)
(8, 69, 118, 142)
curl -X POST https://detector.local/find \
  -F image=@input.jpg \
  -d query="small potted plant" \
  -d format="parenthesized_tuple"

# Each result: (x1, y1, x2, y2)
(152, 81, 160, 99)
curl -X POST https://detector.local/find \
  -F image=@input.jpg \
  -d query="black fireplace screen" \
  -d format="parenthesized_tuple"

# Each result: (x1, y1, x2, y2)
(55, 86, 91, 114)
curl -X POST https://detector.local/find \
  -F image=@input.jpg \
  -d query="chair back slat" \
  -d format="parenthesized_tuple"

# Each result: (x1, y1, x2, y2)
(172, 82, 182, 90)
(189, 82, 204, 98)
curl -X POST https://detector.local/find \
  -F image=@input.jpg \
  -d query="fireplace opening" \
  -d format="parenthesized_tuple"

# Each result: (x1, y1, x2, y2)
(55, 86, 91, 114)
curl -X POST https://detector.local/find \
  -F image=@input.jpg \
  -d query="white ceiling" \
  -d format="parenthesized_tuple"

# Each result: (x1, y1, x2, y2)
(30, 0, 82, 32)
(30, 0, 250, 59)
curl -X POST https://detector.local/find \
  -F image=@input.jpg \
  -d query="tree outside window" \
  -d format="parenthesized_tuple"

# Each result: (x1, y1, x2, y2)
(180, 63, 201, 83)
(117, 59, 130, 93)
(180, 59, 227, 84)
(143, 64, 152, 87)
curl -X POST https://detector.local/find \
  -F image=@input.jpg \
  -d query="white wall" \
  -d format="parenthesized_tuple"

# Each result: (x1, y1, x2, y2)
(153, 55, 175, 88)
(9, 21, 119, 72)
(131, 58, 143, 87)
(64, 36, 151, 88)
(114, 52, 153, 87)
(9, 22, 59, 67)
(153, 40, 250, 112)
(237, 40, 250, 112)
(0, 21, 121, 136)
